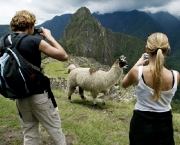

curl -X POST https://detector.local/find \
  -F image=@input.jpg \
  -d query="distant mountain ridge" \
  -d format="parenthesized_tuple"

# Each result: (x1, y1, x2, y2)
(1, 8, 180, 69)
(1, 9, 180, 44)
(36, 9, 180, 55)
(93, 10, 164, 41)
(59, 7, 145, 67)
(0, 25, 11, 36)
(1, 8, 180, 67)
(37, 14, 72, 40)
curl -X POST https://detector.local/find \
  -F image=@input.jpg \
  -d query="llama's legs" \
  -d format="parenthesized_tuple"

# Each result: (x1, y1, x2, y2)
(93, 98, 97, 106)
(79, 87, 86, 100)
(102, 100, 105, 105)
(68, 86, 76, 101)
(102, 91, 108, 105)
(91, 92, 98, 106)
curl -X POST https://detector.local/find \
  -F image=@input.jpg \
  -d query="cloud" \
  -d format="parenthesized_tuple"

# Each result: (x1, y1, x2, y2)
(163, 0, 180, 16)
(139, 0, 180, 15)
(0, 0, 179, 25)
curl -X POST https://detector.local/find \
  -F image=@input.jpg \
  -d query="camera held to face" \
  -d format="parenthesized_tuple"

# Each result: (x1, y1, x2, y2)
(144, 54, 149, 65)
(34, 28, 42, 35)
(144, 54, 149, 60)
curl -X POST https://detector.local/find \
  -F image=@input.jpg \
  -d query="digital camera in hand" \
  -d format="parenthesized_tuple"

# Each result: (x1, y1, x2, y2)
(144, 54, 149, 65)
(144, 54, 149, 60)
(34, 28, 42, 35)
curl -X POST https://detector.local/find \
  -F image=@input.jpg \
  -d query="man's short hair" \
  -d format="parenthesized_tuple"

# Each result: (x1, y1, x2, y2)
(10, 10, 36, 31)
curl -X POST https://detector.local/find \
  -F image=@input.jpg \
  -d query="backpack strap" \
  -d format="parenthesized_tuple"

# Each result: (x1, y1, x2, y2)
(0, 33, 28, 51)
(11, 33, 28, 49)
(0, 34, 11, 56)
(8, 33, 41, 72)
(7, 35, 12, 44)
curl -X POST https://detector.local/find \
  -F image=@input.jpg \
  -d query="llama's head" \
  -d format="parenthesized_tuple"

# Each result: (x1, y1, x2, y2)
(118, 55, 128, 68)
(67, 64, 77, 73)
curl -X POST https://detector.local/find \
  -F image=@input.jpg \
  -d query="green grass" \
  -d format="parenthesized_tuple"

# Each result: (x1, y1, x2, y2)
(0, 58, 180, 144)
(56, 92, 133, 145)
(0, 98, 19, 128)
(0, 90, 180, 145)
(41, 59, 69, 79)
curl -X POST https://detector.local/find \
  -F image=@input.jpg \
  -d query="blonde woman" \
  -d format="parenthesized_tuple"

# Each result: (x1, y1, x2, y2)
(122, 32, 180, 145)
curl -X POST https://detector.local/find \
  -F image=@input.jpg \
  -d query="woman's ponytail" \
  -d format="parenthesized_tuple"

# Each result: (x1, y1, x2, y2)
(152, 49, 164, 100)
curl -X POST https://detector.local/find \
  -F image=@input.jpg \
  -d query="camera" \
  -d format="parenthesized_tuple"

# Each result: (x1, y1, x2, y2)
(144, 54, 149, 60)
(144, 54, 149, 65)
(34, 28, 42, 35)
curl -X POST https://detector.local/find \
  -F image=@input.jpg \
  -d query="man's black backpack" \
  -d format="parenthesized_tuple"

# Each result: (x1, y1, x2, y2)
(0, 33, 46, 99)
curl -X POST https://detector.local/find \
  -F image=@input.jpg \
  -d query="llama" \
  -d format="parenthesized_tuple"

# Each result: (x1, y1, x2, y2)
(66, 64, 76, 73)
(67, 55, 128, 105)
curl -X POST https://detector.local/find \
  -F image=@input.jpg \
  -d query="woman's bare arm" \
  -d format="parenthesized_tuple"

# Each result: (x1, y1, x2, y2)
(121, 53, 148, 88)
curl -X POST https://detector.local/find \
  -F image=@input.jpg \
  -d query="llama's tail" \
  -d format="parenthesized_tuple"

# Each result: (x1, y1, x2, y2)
(67, 64, 77, 73)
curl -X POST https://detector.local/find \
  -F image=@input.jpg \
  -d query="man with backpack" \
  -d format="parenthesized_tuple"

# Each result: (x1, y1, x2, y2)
(1, 10, 68, 145)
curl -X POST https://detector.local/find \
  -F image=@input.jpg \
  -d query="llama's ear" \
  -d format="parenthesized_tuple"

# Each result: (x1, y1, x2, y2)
(115, 59, 119, 64)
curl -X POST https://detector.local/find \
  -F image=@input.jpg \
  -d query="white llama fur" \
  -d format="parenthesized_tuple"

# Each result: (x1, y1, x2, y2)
(67, 64, 76, 73)
(67, 56, 128, 105)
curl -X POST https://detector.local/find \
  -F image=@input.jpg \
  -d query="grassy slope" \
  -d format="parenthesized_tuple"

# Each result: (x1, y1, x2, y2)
(0, 58, 180, 144)
(0, 91, 180, 145)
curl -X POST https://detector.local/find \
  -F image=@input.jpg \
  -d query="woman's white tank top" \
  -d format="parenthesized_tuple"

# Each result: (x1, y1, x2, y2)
(134, 66, 177, 112)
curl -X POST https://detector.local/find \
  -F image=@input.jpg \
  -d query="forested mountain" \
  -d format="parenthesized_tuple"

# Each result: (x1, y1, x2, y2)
(59, 7, 145, 67)
(173, 24, 180, 51)
(0, 25, 11, 36)
(93, 10, 180, 50)
(147, 12, 180, 50)
(37, 14, 72, 40)
(93, 10, 164, 41)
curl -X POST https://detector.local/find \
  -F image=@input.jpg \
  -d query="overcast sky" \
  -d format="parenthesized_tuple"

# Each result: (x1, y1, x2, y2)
(0, 0, 180, 25)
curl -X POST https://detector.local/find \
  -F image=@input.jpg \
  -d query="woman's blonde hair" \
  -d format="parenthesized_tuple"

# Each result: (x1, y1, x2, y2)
(10, 10, 36, 31)
(147, 32, 170, 101)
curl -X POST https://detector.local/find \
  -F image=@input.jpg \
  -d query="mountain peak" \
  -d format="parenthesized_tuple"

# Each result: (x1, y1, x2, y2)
(60, 7, 145, 66)
(74, 7, 91, 15)
(68, 7, 93, 25)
